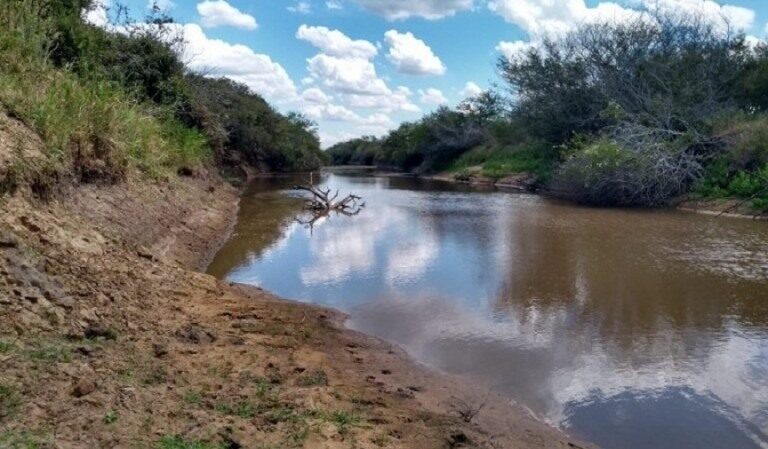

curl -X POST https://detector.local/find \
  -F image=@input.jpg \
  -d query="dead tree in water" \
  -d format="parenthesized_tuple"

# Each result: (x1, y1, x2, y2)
(294, 183, 364, 214)
(293, 176, 365, 231)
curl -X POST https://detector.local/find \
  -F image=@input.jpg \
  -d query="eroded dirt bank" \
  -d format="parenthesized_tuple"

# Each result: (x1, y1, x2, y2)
(0, 129, 593, 449)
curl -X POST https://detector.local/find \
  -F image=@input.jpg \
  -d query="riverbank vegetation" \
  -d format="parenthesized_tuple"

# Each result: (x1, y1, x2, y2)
(0, 0, 324, 197)
(328, 12, 768, 210)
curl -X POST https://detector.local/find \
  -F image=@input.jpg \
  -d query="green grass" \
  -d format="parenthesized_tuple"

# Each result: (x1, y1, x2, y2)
(182, 391, 203, 405)
(25, 342, 72, 363)
(0, 8, 210, 194)
(0, 339, 15, 353)
(158, 435, 223, 449)
(0, 383, 21, 420)
(103, 410, 119, 425)
(296, 369, 328, 387)
(214, 400, 258, 419)
(0, 430, 51, 449)
(308, 409, 361, 434)
(695, 115, 768, 211)
(449, 141, 557, 181)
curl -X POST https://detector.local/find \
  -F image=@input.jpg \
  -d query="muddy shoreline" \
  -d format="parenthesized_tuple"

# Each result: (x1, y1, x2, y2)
(0, 155, 593, 448)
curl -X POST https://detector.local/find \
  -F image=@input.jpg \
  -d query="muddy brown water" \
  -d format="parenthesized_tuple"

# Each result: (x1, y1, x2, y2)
(208, 172, 768, 449)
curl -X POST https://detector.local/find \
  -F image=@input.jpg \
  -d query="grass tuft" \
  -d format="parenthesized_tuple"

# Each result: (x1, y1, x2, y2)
(0, 383, 21, 420)
(158, 435, 223, 449)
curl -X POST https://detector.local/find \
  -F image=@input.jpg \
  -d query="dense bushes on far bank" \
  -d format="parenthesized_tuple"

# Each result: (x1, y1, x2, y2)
(328, 13, 768, 211)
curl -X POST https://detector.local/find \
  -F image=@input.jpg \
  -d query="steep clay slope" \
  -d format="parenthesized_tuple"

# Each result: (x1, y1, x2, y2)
(0, 112, 592, 449)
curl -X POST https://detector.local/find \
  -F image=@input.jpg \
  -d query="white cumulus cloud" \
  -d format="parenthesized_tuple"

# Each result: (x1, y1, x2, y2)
(326, 0, 343, 10)
(491, 0, 756, 61)
(496, 40, 537, 61)
(460, 81, 484, 98)
(419, 88, 448, 105)
(307, 54, 390, 96)
(297, 26, 419, 113)
(355, 0, 474, 20)
(297, 25, 378, 59)
(180, 24, 295, 100)
(489, 0, 754, 39)
(384, 30, 446, 76)
(197, 0, 257, 30)
(288, 1, 312, 14)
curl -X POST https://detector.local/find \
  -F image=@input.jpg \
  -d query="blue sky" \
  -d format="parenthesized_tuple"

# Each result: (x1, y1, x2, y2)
(95, 0, 768, 147)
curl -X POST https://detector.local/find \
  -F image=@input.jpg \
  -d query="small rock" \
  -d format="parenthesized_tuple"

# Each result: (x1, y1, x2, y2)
(72, 378, 97, 397)
(381, 369, 392, 375)
(396, 387, 415, 399)
(152, 343, 168, 358)
(136, 247, 154, 260)
(447, 431, 470, 448)
(20, 216, 41, 233)
(0, 232, 18, 248)
(239, 321, 264, 334)
(84, 325, 118, 341)
(175, 324, 216, 344)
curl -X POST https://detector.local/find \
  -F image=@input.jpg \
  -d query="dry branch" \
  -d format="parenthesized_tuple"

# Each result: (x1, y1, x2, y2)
(294, 183, 364, 214)
(293, 178, 365, 233)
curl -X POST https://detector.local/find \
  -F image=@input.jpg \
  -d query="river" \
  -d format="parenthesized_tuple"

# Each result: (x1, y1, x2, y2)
(207, 172, 768, 449)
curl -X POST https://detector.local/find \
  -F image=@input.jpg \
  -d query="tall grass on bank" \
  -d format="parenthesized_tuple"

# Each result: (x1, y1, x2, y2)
(448, 141, 558, 181)
(0, 1, 210, 191)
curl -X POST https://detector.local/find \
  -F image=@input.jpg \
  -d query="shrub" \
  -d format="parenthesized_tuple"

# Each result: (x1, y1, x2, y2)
(0, 1, 211, 188)
(553, 136, 702, 206)
(187, 76, 324, 172)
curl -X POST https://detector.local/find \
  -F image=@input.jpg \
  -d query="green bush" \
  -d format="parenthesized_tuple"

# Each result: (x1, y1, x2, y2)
(0, 0, 211, 187)
(450, 141, 557, 180)
(187, 76, 325, 172)
(553, 136, 702, 206)
(696, 116, 768, 210)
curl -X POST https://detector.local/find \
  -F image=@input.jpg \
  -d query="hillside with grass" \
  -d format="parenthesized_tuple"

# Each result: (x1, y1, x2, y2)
(327, 13, 768, 213)
(0, 0, 325, 199)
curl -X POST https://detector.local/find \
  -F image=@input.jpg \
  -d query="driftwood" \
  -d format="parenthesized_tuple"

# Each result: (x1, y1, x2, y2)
(293, 177, 365, 231)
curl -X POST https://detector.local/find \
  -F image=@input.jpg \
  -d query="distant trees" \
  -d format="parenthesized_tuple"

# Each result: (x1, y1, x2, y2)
(327, 106, 489, 173)
(330, 11, 768, 209)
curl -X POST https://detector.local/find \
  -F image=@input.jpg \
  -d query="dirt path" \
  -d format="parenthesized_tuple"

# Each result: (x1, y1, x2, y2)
(0, 117, 593, 449)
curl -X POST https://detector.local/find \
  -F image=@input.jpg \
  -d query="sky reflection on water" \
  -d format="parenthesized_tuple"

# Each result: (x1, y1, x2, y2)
(208, 173, 768, 449)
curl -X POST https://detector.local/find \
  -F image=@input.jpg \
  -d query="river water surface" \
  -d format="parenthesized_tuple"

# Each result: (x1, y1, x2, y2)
(208, 172, 768, 449)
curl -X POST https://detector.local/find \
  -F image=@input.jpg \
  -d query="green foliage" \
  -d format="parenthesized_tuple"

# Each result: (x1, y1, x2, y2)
(0, 429, 51, 449)
(326, 137, 381, 166)
(450, 140, 558, 181)
(296, 369, 328, 387)
(329, 106, 488, 173)
(0, 340, 15, 353)
(182, 391, 203, 405)
(0, 0, 211, 187)
(736, 44, 768, 112)
(0, 0, 322, 196)
(187, 76, 326, 172)
(158, 435, 223, 449)
(25, 342, 73, 363)
(697, 115, 768, 210)
(0, 383, 21, 420)
(103, 410, 119, 424)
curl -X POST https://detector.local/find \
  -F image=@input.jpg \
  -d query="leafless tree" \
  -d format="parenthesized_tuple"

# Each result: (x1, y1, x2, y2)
(293, 176, 365, 232)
